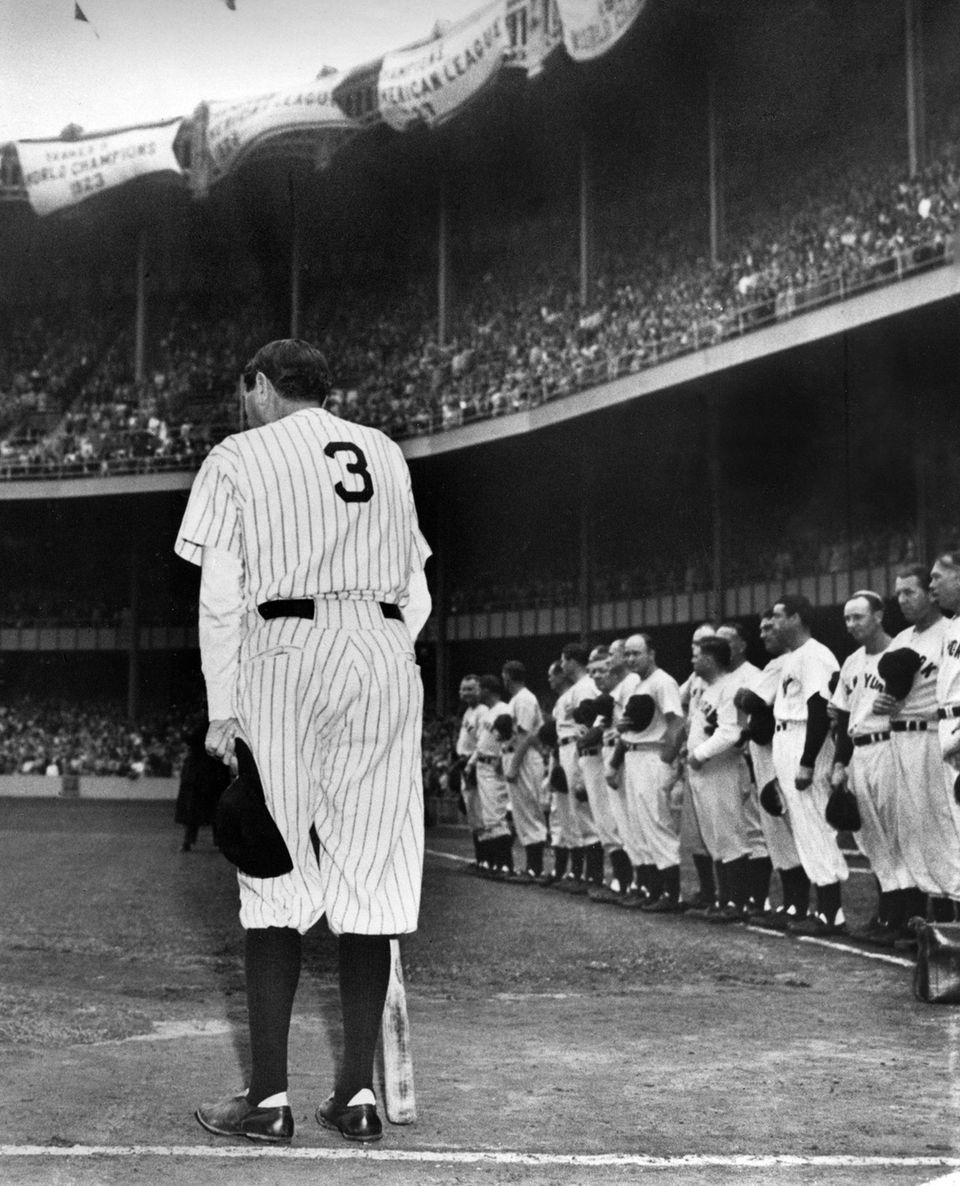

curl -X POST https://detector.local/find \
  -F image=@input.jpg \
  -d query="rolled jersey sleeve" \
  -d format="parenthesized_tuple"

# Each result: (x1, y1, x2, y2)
(199, 548, 244, 721)
(174, 444, 243, 567)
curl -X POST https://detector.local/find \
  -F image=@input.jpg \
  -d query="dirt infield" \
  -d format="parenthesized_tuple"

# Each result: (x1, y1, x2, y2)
(0, 799, 959, 1185)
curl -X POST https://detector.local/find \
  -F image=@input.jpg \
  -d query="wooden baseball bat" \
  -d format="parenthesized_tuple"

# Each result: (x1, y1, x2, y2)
(380, 937, 417, 1124)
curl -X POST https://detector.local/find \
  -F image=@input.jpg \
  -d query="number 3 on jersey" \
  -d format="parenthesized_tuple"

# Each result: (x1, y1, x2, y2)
(324, 442, 374, 503)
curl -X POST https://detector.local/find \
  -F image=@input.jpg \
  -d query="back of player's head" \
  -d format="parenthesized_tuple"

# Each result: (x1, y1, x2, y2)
(849, 589, 884, 613)
(775, 593, 814, 627)
(502, 660, 526, 684)
(897, 562, 931, 591)
(695, 635, 732, 669)
(243, 339, 332, 404)
(561, 642, 590, 667)
(478, 673, 503, 697)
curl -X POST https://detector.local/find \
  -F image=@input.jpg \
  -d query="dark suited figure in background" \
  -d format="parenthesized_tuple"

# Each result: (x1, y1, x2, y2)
(176, 720, 230, 852)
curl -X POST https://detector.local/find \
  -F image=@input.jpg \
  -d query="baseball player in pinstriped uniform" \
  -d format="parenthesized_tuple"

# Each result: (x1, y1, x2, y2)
(455, 674, 485, 871)
(178, 340, 432, 1145)
(875, 564, 960, 918)
(544, 659, 574, 884)
(930, 551, 960, 921)
(715, 622, 772, 913)
(501, 660, 548, 881)
(828, 591, 914, 945)
(733, 611, 809, 928)
(618, 633, 685, 912)
(769, 594, 848, 937)
(465, 674, 516, 876)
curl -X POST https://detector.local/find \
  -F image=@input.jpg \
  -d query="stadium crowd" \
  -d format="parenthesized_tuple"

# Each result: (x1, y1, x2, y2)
(0, 130, 957, 474)
(447, 552, 960, 959)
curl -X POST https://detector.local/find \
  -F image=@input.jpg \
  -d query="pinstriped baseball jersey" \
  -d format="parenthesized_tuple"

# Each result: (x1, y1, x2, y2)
(176, 405, 431, 937)
(176, 406, 430, 605)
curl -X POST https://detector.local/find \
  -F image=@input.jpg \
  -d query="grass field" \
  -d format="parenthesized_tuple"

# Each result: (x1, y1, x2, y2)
(0, 798, 958, 1185)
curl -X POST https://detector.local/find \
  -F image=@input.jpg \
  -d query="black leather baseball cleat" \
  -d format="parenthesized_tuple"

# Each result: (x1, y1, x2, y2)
(316, 1092, 383, 1142)
(195, 1093, 293, 1143)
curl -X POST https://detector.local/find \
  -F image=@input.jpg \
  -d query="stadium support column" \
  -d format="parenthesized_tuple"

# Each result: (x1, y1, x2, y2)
(289, 174, 302, 338)
(578, 129, 591, 308)
(904, 0, 926, 176)
(134, 229, 147, 384)
(578, 450, 593, 644)
(706, 390, 724, 621)
(127, 540, 140, 722)
(437, 171, 450, 349)
(707, 69, 724, 267)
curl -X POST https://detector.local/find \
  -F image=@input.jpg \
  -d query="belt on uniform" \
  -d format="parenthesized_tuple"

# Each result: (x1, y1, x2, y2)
(939, 705, 960, 720)
(622, 740, 657, 752)
(774, 721, 794, 732)
(579, 747, 600, 758)
(891, 719, 928, 732)
(476, 754, 499, 766)
(258, 598, 403, 622)
(853, 731, 890, 747)
(501, 746, 516, 755)
(559, 736, 578, 747)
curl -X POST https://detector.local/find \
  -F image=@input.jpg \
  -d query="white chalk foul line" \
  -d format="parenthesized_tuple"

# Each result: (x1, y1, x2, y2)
(2, 1147, 960, 1168)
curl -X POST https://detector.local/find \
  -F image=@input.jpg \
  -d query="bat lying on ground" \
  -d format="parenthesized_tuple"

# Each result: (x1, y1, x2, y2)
(381, 937, 417, 1124)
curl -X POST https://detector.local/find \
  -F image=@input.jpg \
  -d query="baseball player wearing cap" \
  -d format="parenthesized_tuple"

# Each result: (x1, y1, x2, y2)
(466, 674, 516, 877)
(733, 611, 808, 928)
(686, 635, 755, 921)
(178, 339, 431, 1144)
(875, 564, 960, 918)
(829, 592, 914, 944)
(618, 633, 685, 911)
(501, 660, 548, 881)
(553, 642, 601, 891)
(769, 593, 848, 936)
(455, 675, 485, 871)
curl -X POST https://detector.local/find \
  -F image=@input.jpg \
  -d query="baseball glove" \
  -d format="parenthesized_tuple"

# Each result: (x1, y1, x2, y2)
(538, 719, 559, 751)
(825, 782, 861, 831)
(572, 698, 597, 728)
(577, 725, 605, 753)
(216, 739, 294, 879)
(759, 777, 786, 817)
(622, 693, 656, 733)
(593, 693, 615, 726)
(746, 705, 775, 746)
(492, 713, 514, 742)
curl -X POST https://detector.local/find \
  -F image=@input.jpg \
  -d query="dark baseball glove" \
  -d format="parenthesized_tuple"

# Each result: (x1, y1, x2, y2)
(572, 698, 597, 727)
(825, 781, 861, 832)
(759, 777, 786, 817)
(577, 725, 605, 753)
(216, 739, 294, 879)
(538, 719, 559, 751)
(877, 647, 923, 701)
(622, 694, 656, 733)
(492, 713, 514, 742)
(745, 703, 775, 747)
(594, 693, 615, 726)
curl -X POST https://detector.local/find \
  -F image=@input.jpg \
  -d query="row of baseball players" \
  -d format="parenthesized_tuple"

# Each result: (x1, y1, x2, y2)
(453, 552, 960, 945)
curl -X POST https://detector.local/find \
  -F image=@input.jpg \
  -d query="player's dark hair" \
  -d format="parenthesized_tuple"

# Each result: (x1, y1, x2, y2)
(561, 642, 590, 667)
(897, 562, 931, 591)
(479, 674, 503, 696)
(695, 636, 732, 669)
(502, 660, 526, 684)
(849, 590, 884, 613)
(242, 339, 332, 404)
(775, 593, 814, 627)
(548, 660, 564, 676)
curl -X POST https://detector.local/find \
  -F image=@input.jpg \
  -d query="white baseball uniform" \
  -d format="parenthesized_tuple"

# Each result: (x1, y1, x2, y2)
(604, 671, 644, 864)
(686, 671, 752, 863)
(176, 405, 431, 936)
(889, 617, 960, 897)
(472, 701, 513, 844)
(552, 682, 598, 848)
(457, 703, 485, 834)
(772, 638, 847, 887)
(743, 655, 800, 871)
(831, 644, 912, 892)
(620, 667, 683, 871)
(727, 659, 770, 861)
(505, 686, 547, 847)
(678, 672, 711, 863)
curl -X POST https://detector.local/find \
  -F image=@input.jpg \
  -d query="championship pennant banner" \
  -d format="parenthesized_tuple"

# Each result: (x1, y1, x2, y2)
(554, 0, 646, 61)
(15, 119, 183, 217)
(377, 0, 508, 131)
(202, 80, 355, 184)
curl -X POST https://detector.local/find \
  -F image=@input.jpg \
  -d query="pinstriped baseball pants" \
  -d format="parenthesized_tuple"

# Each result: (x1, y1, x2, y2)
(235, 600, 425, 936)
